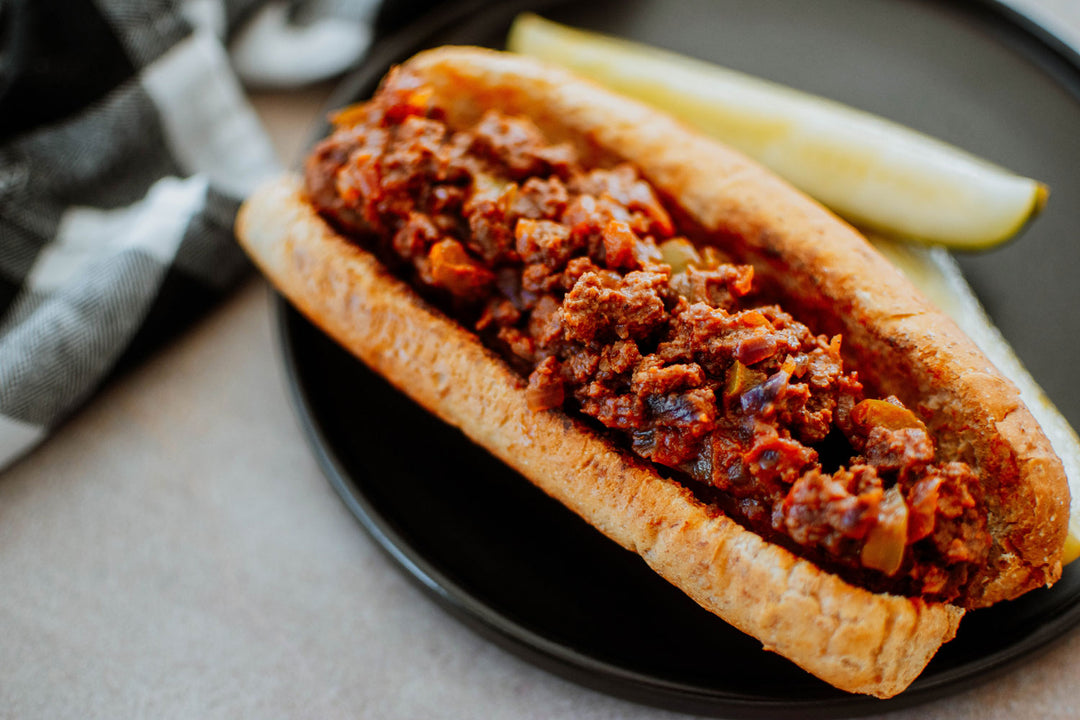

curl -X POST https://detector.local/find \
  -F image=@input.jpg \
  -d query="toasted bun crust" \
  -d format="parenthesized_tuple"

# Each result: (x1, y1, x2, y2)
(396, 47, 1067, 608)
(235, 47, 1067, 696)
(237, 174, 963, 697)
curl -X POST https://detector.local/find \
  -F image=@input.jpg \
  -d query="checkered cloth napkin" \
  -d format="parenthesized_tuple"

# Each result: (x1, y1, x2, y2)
(0, 0, 385, 469)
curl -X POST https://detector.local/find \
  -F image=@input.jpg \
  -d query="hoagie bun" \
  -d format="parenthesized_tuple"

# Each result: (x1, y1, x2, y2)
(235, 47, 1069, 697)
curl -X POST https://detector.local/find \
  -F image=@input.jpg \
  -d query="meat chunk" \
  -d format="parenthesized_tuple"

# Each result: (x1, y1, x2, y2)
(562, 270, 668, 343)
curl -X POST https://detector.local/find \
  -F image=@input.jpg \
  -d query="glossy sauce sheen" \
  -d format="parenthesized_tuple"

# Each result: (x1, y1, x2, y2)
(304, 70, 992, 603)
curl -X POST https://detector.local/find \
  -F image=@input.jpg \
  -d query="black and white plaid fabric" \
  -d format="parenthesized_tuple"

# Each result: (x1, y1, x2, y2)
(0, 0, 382, 469)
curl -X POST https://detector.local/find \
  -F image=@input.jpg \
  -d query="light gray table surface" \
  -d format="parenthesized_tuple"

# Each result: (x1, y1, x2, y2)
(4, 1, 1080, 717)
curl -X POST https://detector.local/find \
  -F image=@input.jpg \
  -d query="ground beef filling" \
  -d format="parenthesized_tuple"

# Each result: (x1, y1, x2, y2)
(305, 75, 992, 603)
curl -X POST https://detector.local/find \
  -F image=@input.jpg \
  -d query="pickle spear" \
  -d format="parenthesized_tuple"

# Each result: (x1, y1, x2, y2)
(507, 13, 1047, 249)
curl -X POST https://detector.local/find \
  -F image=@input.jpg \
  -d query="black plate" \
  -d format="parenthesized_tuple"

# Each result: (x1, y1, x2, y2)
(277, 0, 1080, 716)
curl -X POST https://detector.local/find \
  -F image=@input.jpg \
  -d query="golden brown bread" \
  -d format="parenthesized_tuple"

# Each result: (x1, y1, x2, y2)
(234, 47, 1068, 696)
(237, 174, 963, 697)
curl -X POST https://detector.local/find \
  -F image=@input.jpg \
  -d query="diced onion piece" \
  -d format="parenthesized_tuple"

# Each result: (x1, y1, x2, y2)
(850, 398, 927, 434)
(724, 360, 766, 405)
(429, 239, 494, 298)
(861, 486, 909, 576)
(659, 238, 701, 274)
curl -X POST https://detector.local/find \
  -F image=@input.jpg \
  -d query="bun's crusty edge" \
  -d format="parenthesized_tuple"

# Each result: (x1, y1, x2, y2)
(236, 174, 964, 697)
(396, 47, 1068, 607)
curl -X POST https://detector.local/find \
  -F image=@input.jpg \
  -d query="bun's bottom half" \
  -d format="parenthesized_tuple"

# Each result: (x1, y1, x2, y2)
(236, 175, 965, 698)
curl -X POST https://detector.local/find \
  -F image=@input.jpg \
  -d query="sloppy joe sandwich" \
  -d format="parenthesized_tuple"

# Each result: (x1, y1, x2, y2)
(235, 47, 1070, 697)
